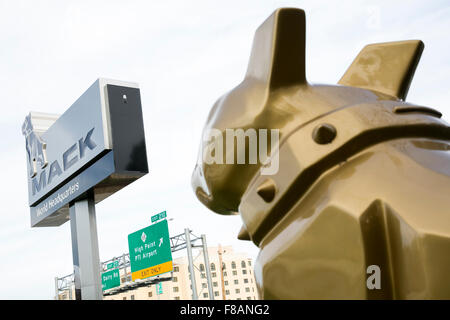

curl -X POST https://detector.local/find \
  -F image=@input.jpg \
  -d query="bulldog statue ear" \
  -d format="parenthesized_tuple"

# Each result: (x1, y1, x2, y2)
(245, 8, 307, 89)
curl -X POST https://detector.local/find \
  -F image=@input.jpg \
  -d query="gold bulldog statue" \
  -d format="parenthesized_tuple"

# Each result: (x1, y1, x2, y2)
(191, 8, 450, 299)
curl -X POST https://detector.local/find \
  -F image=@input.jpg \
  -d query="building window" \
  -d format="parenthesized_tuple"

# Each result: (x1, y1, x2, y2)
(174, 266, 179, 272)
(202, 283, 207, 288)
(248, 260, 252, 266)
(174, 297, 180, 300)
(222, 262, 226, 270)
(172, 277, 178, 282)
(211, 263, 216, 271)
(200, 264, 205, 272)
(223, 272, 227, 277)
(224, 281, 228, 286)
(245, 287, 250, 292)
(234, 280, 239, 285)
(148, 292, 152, 297)
(203, 293, 208, 298)
(235, 289, 240, 294)
(200, 273, 206, 279)
(244, 279, 248, 284)
(231, 261, 236, 269)
(225, 290, 230, 295)
(247, 297, 252, 300)
(173, 287, 179, 292)
(123, 297, 127, 300)
(212, 272, 216, 277)
(131, 295, 135, 300)
(214, 291, 219, 297)
(232, 271, 237, 276)
(241, 260, 246, 268)
(242, 270, 247, 275)
(213, 282, 218, 287)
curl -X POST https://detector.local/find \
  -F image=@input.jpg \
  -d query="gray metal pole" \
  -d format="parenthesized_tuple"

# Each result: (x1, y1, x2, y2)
(185, 228, 198, 300)
(69, 195, 103, 300)
(201, 234, 214, 300)
(54, 277, 59, 300)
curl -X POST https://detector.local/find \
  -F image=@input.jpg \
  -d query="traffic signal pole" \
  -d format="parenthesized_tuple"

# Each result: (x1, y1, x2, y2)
(185, 228, 198, 300)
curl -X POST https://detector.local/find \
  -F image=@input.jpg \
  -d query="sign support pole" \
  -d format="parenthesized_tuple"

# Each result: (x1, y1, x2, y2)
(185, 228, 198, 300)
(69, 194, 103, 300)
(201, 234, 214, 300)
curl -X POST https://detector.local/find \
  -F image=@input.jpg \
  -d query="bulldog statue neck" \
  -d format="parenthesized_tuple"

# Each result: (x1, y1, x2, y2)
(192, 8, 450, 299)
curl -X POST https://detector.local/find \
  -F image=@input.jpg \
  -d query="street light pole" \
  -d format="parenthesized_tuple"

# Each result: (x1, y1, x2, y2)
(185, 228, 198, 300)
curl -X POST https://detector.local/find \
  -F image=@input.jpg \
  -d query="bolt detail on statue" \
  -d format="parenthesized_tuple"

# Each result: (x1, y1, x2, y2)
(191, 8, 450, 299)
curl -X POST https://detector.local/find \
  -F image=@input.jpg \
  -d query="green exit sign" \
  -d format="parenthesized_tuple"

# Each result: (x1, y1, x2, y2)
(151, 211, 167, 223)
(106, 261, 119, 270)
(102, 269, 120, 291)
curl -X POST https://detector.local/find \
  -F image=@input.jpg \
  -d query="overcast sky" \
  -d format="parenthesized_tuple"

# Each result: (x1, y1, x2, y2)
(0, 0, 448, 299)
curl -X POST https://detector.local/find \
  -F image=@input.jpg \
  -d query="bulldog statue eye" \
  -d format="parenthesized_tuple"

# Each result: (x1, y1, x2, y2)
(191, 7, 450, 299)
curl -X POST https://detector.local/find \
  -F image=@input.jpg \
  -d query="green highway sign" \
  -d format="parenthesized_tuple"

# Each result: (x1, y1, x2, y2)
(106, 261, 119, 270)
(128, 219, 173, 281)
(151, 211, 167, 223)
(102, 269, 120, 291)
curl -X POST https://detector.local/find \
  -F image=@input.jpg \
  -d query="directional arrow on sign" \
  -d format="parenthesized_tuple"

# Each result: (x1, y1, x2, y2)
(159, 237, 163, 247)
